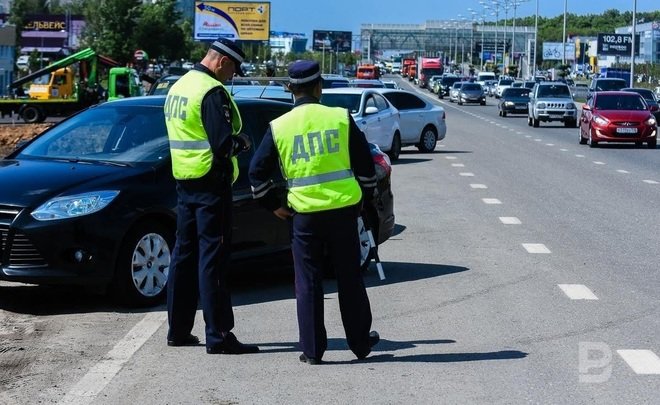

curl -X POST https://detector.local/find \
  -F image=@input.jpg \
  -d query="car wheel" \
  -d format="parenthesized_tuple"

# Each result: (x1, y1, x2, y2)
(387, 132, 401, 161)
(111, 221, 174, 306)
(417, 126, 437, 153)
(528, 116, 532, 126)
(588, 128, 598, 148)
(21, 106, 43, 124)
(578, 127, 587, 144)
(458, 100, 463, 105)
(648, 140, 657, 149)
(480, 101, 486, 106)
(502, 111, 507, 117)
(533, 117, 540, 127)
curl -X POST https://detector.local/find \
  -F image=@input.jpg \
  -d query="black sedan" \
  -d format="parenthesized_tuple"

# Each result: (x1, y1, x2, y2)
(498, 88, 531, 117)
(0, 96, 394, 306)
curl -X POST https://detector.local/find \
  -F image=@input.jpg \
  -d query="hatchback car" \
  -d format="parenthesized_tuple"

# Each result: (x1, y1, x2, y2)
(622, 87, 660, 121)
(457, 83, 486, 106)
(0, 97, 395, 306)
(579, 91, 657, 148)
(375, 89, 447, 153)
(448, 81, 465, 103)
(498, 88, 530, 116)
(437, 76, 461, 99)
(321, 88, 402, 160)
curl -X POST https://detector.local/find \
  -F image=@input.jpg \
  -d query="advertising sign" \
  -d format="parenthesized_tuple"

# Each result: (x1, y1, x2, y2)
(597, 33, 639, 56)
(194, 1, 270, 41)
(542, 42, 576, 60)
(312, 30, 352, 52)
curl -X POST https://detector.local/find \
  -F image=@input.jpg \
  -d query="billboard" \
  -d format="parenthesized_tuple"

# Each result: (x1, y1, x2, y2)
(194, 1, 270, 41)
(312, 30, 352, 52)
(597, 33, 640, 56)
(542, 42, 576, 60)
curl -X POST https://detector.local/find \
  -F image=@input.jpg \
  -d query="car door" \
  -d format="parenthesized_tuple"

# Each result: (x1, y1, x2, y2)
(384, 92, 425, 143)
(373, 93, 398, 146)
(356, 93, 385, 147)
(580, 95, 594, 135)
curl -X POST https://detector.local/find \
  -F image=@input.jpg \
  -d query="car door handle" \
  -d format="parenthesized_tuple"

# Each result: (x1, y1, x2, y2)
(362, 120, 367, 125)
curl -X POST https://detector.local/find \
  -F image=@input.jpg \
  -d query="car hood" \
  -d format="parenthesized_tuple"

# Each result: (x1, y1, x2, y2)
(0, 158, 147, 207)
(594, 110, 652, 121)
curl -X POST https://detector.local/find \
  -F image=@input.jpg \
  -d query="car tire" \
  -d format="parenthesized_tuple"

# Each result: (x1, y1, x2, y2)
(648, 140, 657, 149)
(527, 116, 533, 126)
(578, 127, 587, 144)
(458, 100, 463, 105)
(533, 117, 540, 127)
(588, 129, 598, 148)
(21, 106, 43, 124)
(417, 126, 437, 153)
(387, 132, 401, 161)
(502, 111, 507, 117)
(480, 101, 486, 106)
(111, 221, 174, 307)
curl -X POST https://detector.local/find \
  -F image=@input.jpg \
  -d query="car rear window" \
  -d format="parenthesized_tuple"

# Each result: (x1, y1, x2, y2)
(320, 93, 362, 113)
(537, 84, 571, 98)
(461, 84, 482, 91)
(595, 95, 646, 111)
(595, 80, 626, 91)
(502, 88, 530, 97)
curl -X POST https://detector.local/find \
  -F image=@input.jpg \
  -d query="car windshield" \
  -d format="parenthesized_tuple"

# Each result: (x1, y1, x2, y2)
(623, 89, 655, 101)
(462, 84, 482, 91)
(503, 88, 530, 97)
(537, 85, 571, 98)
(17, 105, 170, 164)
(148, 78, 179, 95)
(452, 82, 463, 89)
(320, 93, 362, 113)
(596, 80, 626, 91)
(498, 79, 514, 85)
(443, 77, 460, 85)
(595, 95, 646, 111)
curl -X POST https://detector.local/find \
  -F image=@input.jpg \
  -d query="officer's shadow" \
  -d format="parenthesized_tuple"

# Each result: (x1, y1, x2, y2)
(257, 338, 527, 364)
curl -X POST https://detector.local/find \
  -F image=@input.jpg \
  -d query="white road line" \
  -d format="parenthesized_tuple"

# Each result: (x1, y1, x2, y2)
(643, 180, 659, 184)
(499, 217, 521, 225)
(482, 198, 502, 204)
(593, 161, 605, 165)
(617, 350, 660, 374)
(522, 243, 551, 254)
(460, 172, 475, 176)
(451, 163, 465, 167)
(438, 144, 446, 147)
(545, 143, 555, 146)
(470, 184, 488, 189)
(616, 170, 630, 174)
(517, 132, 524, 135)
(575, 154, 585, 158)
(445, 156, 458, 160)
(560, 148, 569, 152)
(525, 135, 532, 138)
(59, 312, 167, 405)
(557, 284, 599, 300)
(534, 139, 542, 142)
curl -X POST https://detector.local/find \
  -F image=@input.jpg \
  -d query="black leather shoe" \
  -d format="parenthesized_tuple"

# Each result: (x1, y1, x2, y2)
(356, 330, 380, 360)
(206, 332, 259, 354)
(299, 353, 321, 365)
(167, 334, 200, 347)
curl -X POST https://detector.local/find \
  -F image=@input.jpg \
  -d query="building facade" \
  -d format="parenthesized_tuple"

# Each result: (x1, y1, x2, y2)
(615, 21, 660, 64)
(269, 31, 307, 54)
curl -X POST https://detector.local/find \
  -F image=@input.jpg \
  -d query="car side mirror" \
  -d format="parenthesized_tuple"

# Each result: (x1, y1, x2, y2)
(582, 104, 591, 111)
(364, 106, 379, 115)
(649, 105, 659, 112)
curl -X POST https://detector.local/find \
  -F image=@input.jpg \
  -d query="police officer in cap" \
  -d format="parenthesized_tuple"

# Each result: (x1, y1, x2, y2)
(249, 60, 380, 364)
(165, 38, 259, 355)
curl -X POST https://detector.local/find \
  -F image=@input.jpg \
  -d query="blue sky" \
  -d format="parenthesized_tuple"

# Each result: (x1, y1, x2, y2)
(270, 0, 659, 38)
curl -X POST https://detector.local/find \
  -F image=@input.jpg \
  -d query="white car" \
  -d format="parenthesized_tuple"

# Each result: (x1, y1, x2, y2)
(375, 89, 446, 152)
(321, 88, 402, 160)
(495, 78, 514, 98)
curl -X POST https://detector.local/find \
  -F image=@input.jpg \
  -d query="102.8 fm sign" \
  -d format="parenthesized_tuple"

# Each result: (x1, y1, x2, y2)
(597, 33, 640, 56)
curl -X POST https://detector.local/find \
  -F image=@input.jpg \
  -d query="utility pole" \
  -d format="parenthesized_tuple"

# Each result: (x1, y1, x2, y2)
(630, 0, 637, 87)
(562, 0, 567, 65)
(533, 0, 538, 77)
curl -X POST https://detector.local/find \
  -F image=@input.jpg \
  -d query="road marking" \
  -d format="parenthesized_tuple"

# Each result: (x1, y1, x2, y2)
(643, 180, 659, 184)
(617, 350, 660, 374)
(616, 170, 630, 174)
(460, 172, 475, 176)
(59, 312, 167, 405)
(482, 198, 502, 204)
(575, 154, 585, 158)
(560, 148, 569, 152)
(593, 161, 605, 165)
(451, 163, 465, 167)
(557, 284, 599, 300)
(522, 243, 551, 254)
(546, 143, 555, 146)
(534, 139, 542, 142)
(499, 217, 521, 225)
(438, 144, 446, 148)
(445, 156, 458, 160)
(470, 184, 488, 189)
(517, 132, 524, 135)
(525, 135, 532, 138)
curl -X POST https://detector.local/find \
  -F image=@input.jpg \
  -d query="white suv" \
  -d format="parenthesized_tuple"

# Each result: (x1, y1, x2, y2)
(528, 82, 578, 128)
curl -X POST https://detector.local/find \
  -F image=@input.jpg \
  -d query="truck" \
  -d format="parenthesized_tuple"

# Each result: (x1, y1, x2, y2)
(401, 57, 416, 78)
(356, 64, 380, 80)
(417, 57, 444, 89)
(0, 48, 143, 123)
(391, 55, 402, 74)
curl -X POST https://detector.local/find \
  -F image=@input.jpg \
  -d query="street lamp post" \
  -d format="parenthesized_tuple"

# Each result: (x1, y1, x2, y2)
(562, 0, 567, 65)
(491, 1, 500, 68)
(479, 2, 490, 70)
(630, 0, 637, 87)
(533, 0, 539, 77)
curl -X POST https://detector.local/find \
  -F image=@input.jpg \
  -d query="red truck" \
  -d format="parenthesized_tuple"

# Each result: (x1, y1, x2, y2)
(401, 58, 416, 78)
(417, 57, 444, 89)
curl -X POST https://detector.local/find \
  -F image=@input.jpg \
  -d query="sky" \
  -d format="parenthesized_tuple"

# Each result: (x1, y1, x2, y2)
(269, 0, 659, 40)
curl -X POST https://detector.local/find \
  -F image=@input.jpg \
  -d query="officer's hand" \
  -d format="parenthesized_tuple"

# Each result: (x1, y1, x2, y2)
(238, 133, 252, 151)
(273, 207, 293, 220)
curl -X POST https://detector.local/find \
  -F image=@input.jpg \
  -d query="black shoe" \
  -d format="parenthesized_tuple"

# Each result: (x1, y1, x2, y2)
(299, 353, 321, 365)
(167, 334, 200, 347)
(356, 331, 380, 360)
(206, 332, 259, 354)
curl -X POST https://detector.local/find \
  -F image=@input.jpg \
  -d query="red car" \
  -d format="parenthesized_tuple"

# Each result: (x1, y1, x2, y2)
(579, 91, 657, 148)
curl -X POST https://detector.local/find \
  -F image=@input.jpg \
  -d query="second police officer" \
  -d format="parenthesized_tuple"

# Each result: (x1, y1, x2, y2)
(249, 60, 380, 364)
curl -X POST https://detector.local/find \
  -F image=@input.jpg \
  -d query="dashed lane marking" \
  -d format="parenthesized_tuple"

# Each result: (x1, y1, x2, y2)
(470, 184, 488, 189)
(617, 350, 660, 374)
(451, 163, 465, 167)
(525, 135, 532, 138)
(546, 143, 555, 146)
(643, 180, 659, 184)
(522, 243, 551, 254)
(593, 161, 605, 165)
(499, 217, 521, 225)
(617, 170, 630, 174)
(576, 154, 585, 158)
(459, 172, 475, 176)
(534, 139, 542, 142)
(482, 198, 502, 204)
(557, 284, 599, 300)
(560, 148, 569, 152)
(445, 156, 458, 160)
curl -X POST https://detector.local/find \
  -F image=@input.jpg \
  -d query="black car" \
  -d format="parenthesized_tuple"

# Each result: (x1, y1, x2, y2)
(622, 87, 660, 121)
(498, 87, 531, 116)
(438, 76, 461, 99)
(587, 78, 627, 100)
(0, 96, 394, 306)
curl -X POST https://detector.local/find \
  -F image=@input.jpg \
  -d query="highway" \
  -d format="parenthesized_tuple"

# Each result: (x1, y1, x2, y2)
(0, 76, 658, 404)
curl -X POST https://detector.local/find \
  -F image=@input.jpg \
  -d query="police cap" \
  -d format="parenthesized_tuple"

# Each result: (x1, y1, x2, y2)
(288, 60, 321, 84)
(210, 38, 246, 76)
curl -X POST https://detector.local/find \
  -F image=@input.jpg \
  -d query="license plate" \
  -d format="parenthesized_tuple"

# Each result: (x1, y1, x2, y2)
(550, 114, 563, 118)
(616, 127, 638, 134)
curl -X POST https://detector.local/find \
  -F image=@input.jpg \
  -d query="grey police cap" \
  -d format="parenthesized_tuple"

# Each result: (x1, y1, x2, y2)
(210, 38, 246, 76)
(288, 60, 321, 84)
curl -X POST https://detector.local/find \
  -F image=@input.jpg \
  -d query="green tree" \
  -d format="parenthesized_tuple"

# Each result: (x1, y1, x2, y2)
(133, 0, 185, 62)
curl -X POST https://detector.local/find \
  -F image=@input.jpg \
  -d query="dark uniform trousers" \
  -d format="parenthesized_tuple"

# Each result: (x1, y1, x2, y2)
(292, 204, 373, 360)
(167, 175, 234, 349)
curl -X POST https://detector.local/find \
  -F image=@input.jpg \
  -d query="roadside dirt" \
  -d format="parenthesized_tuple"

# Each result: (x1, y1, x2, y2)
(0, 124, 52, 158)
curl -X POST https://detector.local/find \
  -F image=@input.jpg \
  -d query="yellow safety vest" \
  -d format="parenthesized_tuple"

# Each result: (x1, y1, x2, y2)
(271, 103, 362, 213)
(164, 70, 242, 182)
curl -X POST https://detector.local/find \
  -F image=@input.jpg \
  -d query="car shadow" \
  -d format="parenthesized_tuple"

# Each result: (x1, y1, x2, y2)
(0, 261, 469, 315)
(391, 223, 406, 237)
(589, 143, 656, 150)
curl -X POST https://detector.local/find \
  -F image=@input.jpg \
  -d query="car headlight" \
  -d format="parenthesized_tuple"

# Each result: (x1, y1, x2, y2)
(593, 115, 609, 126)
(31, 191, 120, 221)
(460, 92, 467, 97)
(566, 102, 576, 109)
(505, 101, 515, 106)
(646, 117, 657, 126)
(537, 102, 546, 109)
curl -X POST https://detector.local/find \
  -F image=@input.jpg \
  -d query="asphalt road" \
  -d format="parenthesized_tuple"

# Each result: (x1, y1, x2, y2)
(0, 76, 658, 404)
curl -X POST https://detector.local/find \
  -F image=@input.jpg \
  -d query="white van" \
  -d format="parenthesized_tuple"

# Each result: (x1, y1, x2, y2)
(476, 71, 496, 87)
(16, 55, 30, 71)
